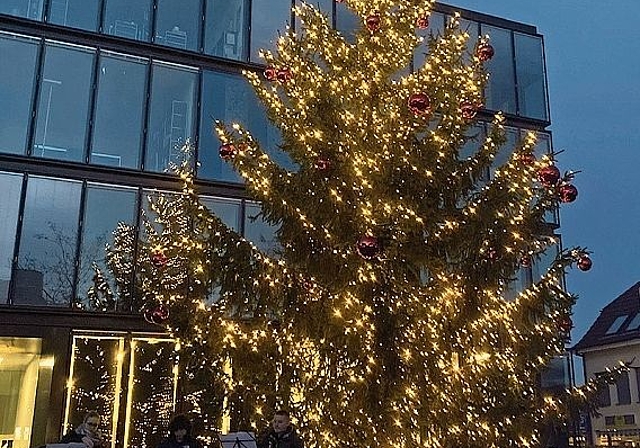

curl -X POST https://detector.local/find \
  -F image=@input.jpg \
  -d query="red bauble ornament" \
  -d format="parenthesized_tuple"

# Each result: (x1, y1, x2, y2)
(519, 153, 536, 166)
(486, 247, 499, 262)
(365, 13, 381, 32)
(276, 67, 293, 83)
(559, 184, 578, 203)
(150, 251, 168, 268)
(461, 101, 478, 120)
(315, 157, 332, 171)
(559, 316, 573, 334)
(264, 66, 277, 81)
(408, 93, 431, 115)
(416, 16, 429, 29)
(577, 255, 592, 272)
(144, 304, 170, 325)
(219, 143, 238, 160)
(538, 165, 561, 187)
(477, 43, 495, 62)
(520, 256, 532, 268)
(356, 235, 381, 260)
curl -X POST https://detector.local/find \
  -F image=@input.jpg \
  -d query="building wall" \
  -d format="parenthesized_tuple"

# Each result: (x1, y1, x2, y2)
(582, 342, 640, 446)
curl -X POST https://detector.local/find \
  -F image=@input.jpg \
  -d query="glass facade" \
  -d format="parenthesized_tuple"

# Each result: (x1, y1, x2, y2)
(0, 3, 554, 446)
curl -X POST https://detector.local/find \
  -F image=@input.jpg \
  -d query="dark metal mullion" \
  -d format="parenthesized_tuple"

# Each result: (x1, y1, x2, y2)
(129, 187, 144, 312)
(139, 60, 154, 172)
(84, 49, 101, 164)
(510, 30, 520, 117)
(150, 0, 158, 45)
(6, 174, 30, 305)
(97, 0, 107, 34)
(540, 35, 551, 122)
(70, 181, 89, 308)
(42, 0, 52, 23)
(198, 0, 206, 54)
(194, 70, 203, 177)
(246, 0, 253, 62)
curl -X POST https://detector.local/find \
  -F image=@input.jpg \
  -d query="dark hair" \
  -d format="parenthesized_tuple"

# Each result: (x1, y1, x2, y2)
(274, 410, 289, 418)
(168, 414, 192, 435)
(83, 411, 101, 423)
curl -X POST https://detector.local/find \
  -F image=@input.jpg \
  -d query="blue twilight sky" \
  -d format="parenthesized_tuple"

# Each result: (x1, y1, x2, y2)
(447, 0, 640, 346)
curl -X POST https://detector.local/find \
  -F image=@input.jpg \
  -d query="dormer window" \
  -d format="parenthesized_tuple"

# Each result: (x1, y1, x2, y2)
(605, 315, 628, 335)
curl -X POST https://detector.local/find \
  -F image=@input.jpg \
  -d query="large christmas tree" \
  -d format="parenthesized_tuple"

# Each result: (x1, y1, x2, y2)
(92, 1, 619, 447)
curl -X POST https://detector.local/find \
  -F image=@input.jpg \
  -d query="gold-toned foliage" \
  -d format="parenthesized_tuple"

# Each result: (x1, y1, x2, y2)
(94, 1, 598, 447)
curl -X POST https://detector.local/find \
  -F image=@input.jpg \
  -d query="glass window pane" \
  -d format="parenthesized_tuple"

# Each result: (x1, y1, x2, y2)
(199, 71, 246, 183)
(335, 2, 358, 44)
(77, 184, 137, 311)
(491, 126, 518, 176)
(0, 0, 43, 20)
(145, 62, 198, 173)
(250, 0, 291, 63)
(204, 0, 248, 61)
(155, 0, 201, 51)
(66, 335, 122, 446)
(201, 196, 241, 231)
(0, 33, 39, 155)
(103, 0, 151, 42)
(0, 337, 52, 448)
(532, 241, 558, 283)
(33, 43, 94, 163)
(48, 0, 100, 31)
(616, 371, 631, 405)
(481, 25, 516, 115)
(294, 0, 331, 33)
(15, 176, 81, 306)
(413, 12, 445, 70)
(0, 172, 23, 303)
(515, 33, 548, 120)
(127, 338, 179, 448)
(91, 52, 147, 169)
(244, 201, 279, 257)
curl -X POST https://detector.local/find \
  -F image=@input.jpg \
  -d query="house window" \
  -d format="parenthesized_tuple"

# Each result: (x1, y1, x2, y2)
(616, 371, 631, 405)
(596, 373, 611, 407)
(626, 313, 640, 331)
(605, 315, 628, 335)
(604, 416, 615, 426)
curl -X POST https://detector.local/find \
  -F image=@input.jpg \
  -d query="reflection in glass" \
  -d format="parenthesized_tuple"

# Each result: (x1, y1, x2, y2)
(155, 0, 200, 51)
(199, 71, 247, 183)
(244, 201, 279, 257)
(0, 173, 22, 303)
(491, 126, 518, 176)
(48, 0, 100, 31)
(458, 124, 485, 160)
(250, 0, 291, 62)
(201, 196, 241, 231)
(0, 0, 43, 20)
(15, 177, 81, 306)
(335, 2, 359, 43)
(294, 0, 331, 32)
(127, 338, 179, 448)
(65, 336, 121, 446)
(515, 33, 548, 120)
(481, 25, 516, 115)
(0, 34, 39, 155)
(34, 43, 94, 163)
(199, 71, 291, 182)
(77, 184, 137, 311)
(146, 63, 198, 173)
(414, 12, 445, 70)
(204, 0, 247, 61)
(92, 53, 147, 169)
(0, 337, 50, 448)
(104, 0, 151, 42)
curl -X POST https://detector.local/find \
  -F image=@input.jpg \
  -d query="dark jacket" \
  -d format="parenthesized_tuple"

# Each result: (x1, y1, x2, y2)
(60, 426, 103, 448)
(257, 426, 303, 448)
(157, 436, 202, 448)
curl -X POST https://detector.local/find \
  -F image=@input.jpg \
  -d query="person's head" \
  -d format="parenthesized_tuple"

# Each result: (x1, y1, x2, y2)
(271, 410, 291, 434)
(168, 414, 192, 443)
(82, 411, 101, 432)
